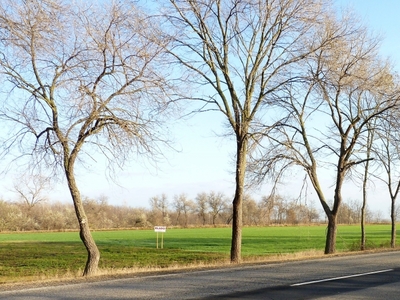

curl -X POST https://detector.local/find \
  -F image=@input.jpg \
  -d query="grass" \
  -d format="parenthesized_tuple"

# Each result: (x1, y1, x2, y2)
(0, 225, 397, 284)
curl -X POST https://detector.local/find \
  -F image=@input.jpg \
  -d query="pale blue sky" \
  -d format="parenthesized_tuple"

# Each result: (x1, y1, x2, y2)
(337, 0, 400, 67)
(1, 0, 399, 215)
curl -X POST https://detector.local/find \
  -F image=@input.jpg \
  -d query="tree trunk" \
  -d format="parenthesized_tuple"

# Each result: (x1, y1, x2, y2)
(231, 196, 243, 263)
(212, 214, 217, 226)
(80, 220, 101, 276)
(361, 159, 368, 251)
(325, 213, 337, 254)
(66, 166, 100, 276)
(361, 127, 373, 251)
(360, 176, 367, 250)
(325, 162, 345, 254)
(391, 198, 396, 248)
(307, 167, 337, 254)
(360, 203, 366, 250)
(230, 137, 247, 263)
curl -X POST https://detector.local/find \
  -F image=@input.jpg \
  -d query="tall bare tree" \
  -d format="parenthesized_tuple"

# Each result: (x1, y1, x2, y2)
(0, 0, 173, 275)
(162, 0, 331, 263)
(373, 116, 400, 248)
(360, 121, 376, 250)
(250, 15, 399, 253)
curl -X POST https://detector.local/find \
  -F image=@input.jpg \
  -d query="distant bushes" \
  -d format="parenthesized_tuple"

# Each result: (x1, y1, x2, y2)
(0, 198, 150, 231)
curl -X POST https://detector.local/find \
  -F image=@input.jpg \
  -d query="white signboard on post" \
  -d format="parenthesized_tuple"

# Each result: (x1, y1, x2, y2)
(154, 226, 166, 248)
(154, 226, 167, 233)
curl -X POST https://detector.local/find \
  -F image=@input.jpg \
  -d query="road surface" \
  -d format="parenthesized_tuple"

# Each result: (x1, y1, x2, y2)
(1, 251, 400, 299)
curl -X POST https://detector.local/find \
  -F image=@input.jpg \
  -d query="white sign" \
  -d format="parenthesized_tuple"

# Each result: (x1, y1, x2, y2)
(154, 226, 167, 233)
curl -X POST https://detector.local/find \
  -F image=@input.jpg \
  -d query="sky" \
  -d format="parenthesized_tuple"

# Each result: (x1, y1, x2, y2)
(1, 0, 400, 217)
(340, 0, 400, 68)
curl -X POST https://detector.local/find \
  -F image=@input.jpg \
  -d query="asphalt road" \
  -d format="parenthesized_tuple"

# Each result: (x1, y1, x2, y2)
(1, 251, 400, 299)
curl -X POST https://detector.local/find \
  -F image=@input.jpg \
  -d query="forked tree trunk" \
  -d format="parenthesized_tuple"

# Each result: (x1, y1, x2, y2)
(325, 213, 337, 254)
(231, 137, 247, 263)
(307, 167, 338, 254)
(324, 163, 345, 254)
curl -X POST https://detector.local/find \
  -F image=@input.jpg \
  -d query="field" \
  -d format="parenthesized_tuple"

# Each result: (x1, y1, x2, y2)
(0, 225, 396, 284)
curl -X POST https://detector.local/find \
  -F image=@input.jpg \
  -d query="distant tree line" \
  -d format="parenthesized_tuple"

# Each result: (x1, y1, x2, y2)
(0, 193, 385, 232)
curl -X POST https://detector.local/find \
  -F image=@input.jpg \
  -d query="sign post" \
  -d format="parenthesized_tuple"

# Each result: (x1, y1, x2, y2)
(154, 226, 167, 249)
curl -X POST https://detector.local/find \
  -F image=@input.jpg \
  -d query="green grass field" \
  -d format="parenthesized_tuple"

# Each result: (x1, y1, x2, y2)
(0, 225, 396, 283)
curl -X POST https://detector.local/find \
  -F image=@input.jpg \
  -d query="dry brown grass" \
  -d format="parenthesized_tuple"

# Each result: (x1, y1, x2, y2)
(4, 248, 397, 292)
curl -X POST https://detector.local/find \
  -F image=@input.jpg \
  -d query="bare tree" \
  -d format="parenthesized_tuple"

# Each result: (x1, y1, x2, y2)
(0, 0, 173, 275)
(149, 194, 170, 225)
(272, 196, 287, 224)
(207, 191, 228, 225)
(12, 174, 50, 210)
(259, 194, 277, 225)
(337, 202, 358, 224)
(250, 14, 399, 253)
(373, 116, 400, 248)
(162, 0, 331, 263)
(360, 121, 376, 250)
(172, 193, 194, 227)
(242, 194, 259, 226)
(195, 192, 209, 225)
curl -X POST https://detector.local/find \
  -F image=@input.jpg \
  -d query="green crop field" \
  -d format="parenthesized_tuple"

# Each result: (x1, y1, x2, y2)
(0, 225, 397, 284)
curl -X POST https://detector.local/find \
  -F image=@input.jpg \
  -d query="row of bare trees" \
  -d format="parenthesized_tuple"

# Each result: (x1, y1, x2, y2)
(157, 0, 400, 262)
(246, 16, 400, 254)
(1, 0, 400, 275)
(1, 191, 385, 232)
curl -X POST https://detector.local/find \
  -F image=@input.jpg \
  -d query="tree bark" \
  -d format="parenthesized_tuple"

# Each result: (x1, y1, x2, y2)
(325, 213, 337, 254)
(80, 220, 101, 276)
(360, 159, 369, 251)
(325, 165, 345, 254)
(391, 198, 396, 248)
(306, 165, 339, 254)
(360, 199, 366, 250)
(66, 165, 100, 276)
(231, 196, 242, 263)
(361, 125, 374, 250)
(230, 137, 247, 263)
